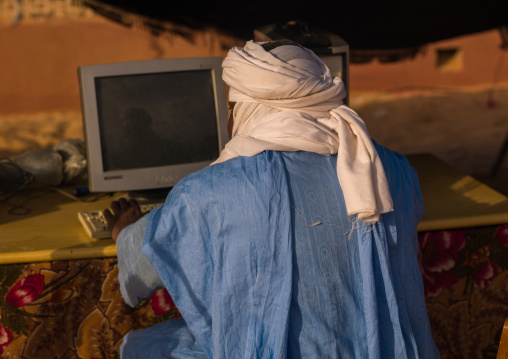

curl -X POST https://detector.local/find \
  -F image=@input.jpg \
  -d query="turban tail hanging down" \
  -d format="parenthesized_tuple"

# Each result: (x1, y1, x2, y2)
(213, 41, 393, 223)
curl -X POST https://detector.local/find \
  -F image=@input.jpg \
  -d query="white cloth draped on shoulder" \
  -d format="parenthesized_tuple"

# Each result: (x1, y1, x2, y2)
(213, 40, 393, 223)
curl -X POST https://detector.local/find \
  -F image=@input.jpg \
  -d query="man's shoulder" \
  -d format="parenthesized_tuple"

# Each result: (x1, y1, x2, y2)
(174, 155, 267, 195)
(167, 153, 293, 212)
(372, 140, 413, 173)
(175, 151, 312, 194)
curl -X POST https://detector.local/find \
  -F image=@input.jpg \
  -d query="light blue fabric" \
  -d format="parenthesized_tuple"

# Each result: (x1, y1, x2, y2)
(119, 145, 440, 359)
(117, 214, 164, 307)
(121, 318, 208, 359)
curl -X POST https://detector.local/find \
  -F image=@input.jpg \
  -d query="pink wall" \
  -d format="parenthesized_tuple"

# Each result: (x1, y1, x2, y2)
(1, 15, 506, 115)
(0, 17, 241, 115)
(350, 29, 508, 91)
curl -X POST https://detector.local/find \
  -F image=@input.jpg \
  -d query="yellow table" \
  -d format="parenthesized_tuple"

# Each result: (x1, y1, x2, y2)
(0, 191, 180, 358)
(408, 154, 508, 231)
(1, 154, 508, 265)
(0, 191, 121, 264)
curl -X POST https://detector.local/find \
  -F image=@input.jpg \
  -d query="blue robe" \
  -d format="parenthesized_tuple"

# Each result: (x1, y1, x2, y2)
(117, 144, 440, 358)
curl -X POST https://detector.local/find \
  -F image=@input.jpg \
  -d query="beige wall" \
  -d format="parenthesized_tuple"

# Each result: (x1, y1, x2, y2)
(0, 16, 242, 115)
(1, 15, 506, 115)
(350, 29, 508, 91)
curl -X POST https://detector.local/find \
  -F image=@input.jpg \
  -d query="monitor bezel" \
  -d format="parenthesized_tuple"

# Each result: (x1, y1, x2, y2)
(78, 57, 229, 193)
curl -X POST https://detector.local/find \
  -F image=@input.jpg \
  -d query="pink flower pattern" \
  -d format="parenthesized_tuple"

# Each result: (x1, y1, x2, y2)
(473, 261, 498, 289)
(494, 224, 508, 246)
(418, 230, 466, 296)
(0, 324, 13, 354)
(151, 288, 176, 315)
(5, 274, 45, 308)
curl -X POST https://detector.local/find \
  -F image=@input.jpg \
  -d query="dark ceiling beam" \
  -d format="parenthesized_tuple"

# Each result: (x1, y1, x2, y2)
(81, 0, 508, 50)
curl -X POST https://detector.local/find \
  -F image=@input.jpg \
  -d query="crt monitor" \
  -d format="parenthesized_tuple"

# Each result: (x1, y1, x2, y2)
(78, 57, 229, 196)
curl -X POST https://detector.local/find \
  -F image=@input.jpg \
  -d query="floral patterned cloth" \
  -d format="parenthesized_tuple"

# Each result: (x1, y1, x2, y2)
(420, 225, 508, 359)
(0, 259, 180, 359)
(1, 224, 507, 359)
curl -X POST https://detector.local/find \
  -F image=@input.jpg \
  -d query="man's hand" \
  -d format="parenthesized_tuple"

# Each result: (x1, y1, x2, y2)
(103, 198, 143, 242)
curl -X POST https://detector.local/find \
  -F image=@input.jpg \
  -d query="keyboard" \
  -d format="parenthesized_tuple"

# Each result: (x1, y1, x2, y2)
(78, 203, 163, 239)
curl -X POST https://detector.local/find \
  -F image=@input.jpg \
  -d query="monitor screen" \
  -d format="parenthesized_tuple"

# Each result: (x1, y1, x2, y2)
(78, 57, 229, 194)
(95, 70, 219, 171)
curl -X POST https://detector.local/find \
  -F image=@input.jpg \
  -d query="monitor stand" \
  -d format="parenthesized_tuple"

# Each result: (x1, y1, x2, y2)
(126, 187, 172, 204)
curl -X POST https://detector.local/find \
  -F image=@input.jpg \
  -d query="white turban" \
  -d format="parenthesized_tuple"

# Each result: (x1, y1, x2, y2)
(214, 41, 393, 223)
